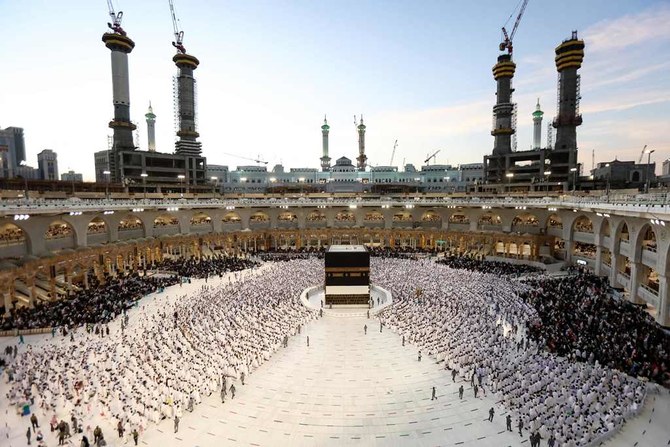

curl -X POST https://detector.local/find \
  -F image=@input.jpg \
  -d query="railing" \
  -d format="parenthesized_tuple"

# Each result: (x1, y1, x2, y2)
(1, 192, 669, 216)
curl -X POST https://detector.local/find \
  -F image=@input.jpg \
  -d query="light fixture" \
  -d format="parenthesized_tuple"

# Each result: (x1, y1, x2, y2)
(177, 174, 185, 180)
(349, 204, 358, 209)
(69, 211, 83, 216)
(13, 214, 30, 221)
(103, 211, 115, 215)
(140, 173, 148, 178)
(103, 170, 111, 175)
(132, 208, 144, 212)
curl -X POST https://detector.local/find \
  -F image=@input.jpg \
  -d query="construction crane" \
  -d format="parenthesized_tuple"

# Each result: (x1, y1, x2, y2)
(222, 152, 268, 165)
(424, 150, 440, 166)
(168, 0, 186, 54)
(638, 144, 648, 163)
(106, 0, 126, 35)
(500, 0, 530, 56)
(390, 140, 398, 166)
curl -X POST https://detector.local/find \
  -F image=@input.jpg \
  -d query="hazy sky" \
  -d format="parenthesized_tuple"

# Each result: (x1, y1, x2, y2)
(1, 0, 668, 181)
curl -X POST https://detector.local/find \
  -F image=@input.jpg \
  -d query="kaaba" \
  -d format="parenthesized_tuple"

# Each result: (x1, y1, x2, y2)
(324, 245, 370, 305)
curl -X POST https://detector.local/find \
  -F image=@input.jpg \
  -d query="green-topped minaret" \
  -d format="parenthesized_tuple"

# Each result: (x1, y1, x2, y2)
(320, 115, 331, 172)
(532, 98, 543, 150)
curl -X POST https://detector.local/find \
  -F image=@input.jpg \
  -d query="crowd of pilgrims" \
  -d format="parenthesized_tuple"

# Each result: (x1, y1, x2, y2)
(2, 260, 319, 445)
(254, 247, 325, 262)
(437, 256, 544, 275)
(0, 275, 179, 331)
(521, 270, 669, 386)
(375, 258, 651, 446)
(0, 255, 258, 332)
(0, 253, 665, 446)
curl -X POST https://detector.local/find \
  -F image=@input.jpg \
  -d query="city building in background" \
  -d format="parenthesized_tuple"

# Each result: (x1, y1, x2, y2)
(0, 127, 26, 179)
(37, 149, 59, 180)
(61, 170, 84, 182)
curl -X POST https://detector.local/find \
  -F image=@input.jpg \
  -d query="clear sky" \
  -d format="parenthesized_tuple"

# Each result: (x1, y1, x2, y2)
(0, 0, 668, 181)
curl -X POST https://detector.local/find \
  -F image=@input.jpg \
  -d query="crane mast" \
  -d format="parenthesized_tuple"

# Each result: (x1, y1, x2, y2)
(106, 0, 125, 35)
(168, 0, 186, 54)
(499, 0, 530, 56)
(390, 140, 398, 166)
(424, 149, 441, 166)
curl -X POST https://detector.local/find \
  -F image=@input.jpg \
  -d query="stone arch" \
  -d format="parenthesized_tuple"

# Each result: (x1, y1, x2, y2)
(44, 219, 76, 251)
(277, 211, 298, 228)
(363, 210, 385, 228)
(116, 214, 145, 240)
(335, 210, 356, 223)
(0, 220, 30, 257)
(511, 213, 539, 232)
(86, 216, 109, 245)
(249, 211, 270, 229)
(448, 213, 470, 224)
(615, 221, 630, 242)
(222, 211, 242, 231)
(421, 210, 442, 228)
(636, 223, 657, 253)
(477, 212, 502, 230)
(306, 210, 326, 221)
(546, 213, 563, 229)
(599, 218, 611, 237)
(222, 211, 242, 222)
(190, 212, 213, 233)
(572, 215, 594, 234)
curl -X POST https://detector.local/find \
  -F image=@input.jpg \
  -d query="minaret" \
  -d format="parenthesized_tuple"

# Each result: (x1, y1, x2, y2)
(173, 51, 201, 156)
(356, 115, 367, 171)
(532, 98, 543, 150)
(145, 102, 156, 152)
(320, 115, 331, 172)
(102, 19, 136, 182)
(491, 54, 516, 156)
(553, 31, 585, 169)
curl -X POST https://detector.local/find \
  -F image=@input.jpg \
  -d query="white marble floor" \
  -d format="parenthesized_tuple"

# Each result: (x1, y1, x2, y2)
(1, 272, 669, 447)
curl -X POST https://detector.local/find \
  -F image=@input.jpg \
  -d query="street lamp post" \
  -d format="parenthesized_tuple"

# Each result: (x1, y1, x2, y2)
(177, 174, 185, 197)
(605, 163, 611, 196)
(211, 176, 218, 194)
(644, 148, 655, 194)
(505, 172, 514, 193)
(543, 170, 552, 192)
(140, 172, 148, 199)
(103, 170, 111, 200)
(570, 167, 577, 193)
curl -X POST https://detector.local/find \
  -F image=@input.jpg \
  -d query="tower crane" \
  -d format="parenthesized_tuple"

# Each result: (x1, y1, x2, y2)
(168, 0, 186, 54)
(106, 0, 125, 35)
(500, 0, 530, 56)
(390, 140, 398, 166)
(222, 152, 268, 165)
(424, 149, 441, 166)
(638, 144, 648, 163)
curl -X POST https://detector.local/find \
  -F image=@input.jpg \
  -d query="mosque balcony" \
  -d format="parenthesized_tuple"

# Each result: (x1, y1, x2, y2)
(601, 263, 611, 275)
(448, 223, 470, 232)
(547, 227, 563, 237)
(641, 248, 657, 267)
(619, 240, 630, 257)
(0, 193, 669, 220)
(510, 224, 542, 235)
(573, 231, 595, 244)
(639, 284, 659, 308)
(616, 272, 630, 289)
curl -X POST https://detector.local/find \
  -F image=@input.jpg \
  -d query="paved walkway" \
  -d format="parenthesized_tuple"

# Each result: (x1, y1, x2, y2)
(1, 271, 669, 446)
(140, 314, 524, 446)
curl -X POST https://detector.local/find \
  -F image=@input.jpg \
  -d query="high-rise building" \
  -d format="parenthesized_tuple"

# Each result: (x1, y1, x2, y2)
(94, 150, 111, 182)
(61, 170, 83, 182)
(37, 149, 59, 180)
(0, 126, 26, 178)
